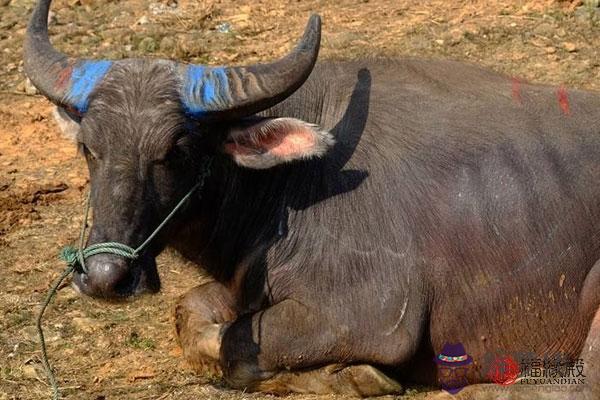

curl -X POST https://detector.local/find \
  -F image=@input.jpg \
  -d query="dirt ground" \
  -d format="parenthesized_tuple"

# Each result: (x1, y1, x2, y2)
(0, 0, 599, 399)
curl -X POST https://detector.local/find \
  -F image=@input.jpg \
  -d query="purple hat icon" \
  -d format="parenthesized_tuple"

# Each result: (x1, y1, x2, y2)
(435, 342, 473, 367)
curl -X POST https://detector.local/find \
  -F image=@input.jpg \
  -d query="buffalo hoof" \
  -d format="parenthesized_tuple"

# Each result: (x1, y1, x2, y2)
(174, 282, 237, 378)
(176, 321, 226, 378)
(254, 364, 403, 397)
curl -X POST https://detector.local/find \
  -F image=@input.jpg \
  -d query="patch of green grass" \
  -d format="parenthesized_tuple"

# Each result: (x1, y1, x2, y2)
(125, 331, 156, 351)
(1, 366, 16, 380)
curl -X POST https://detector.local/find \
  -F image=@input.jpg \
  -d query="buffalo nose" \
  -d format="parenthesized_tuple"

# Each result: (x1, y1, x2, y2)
(73, 254, 135, 298)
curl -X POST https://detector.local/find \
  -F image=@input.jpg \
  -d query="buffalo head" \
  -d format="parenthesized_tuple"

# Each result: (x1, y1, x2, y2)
(25, 0, 332, 298)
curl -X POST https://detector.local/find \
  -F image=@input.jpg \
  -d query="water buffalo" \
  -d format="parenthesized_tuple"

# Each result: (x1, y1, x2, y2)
(24, 0, 600, 398)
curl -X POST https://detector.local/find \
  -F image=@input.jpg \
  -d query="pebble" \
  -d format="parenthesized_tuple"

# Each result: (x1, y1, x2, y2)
(216, 22, 232, 33)
(563, 42, 578, 52)
(25, 78, 38, 95)
(22, 365, 39, 380)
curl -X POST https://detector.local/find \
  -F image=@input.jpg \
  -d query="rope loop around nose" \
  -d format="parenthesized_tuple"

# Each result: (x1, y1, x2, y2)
(38, 156, 212, 399)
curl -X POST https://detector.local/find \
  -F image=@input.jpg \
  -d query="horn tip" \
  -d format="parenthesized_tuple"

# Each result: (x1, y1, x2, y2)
(307, 14, 322, 32)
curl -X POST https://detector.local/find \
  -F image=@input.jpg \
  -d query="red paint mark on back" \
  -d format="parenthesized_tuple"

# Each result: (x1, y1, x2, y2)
(557, 85, 570, 116)
(511, 77, 522, 104)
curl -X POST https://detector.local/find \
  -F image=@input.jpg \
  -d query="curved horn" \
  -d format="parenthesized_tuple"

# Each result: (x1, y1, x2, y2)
(179, 15, 321, 120)
(24, 0, 113, 114)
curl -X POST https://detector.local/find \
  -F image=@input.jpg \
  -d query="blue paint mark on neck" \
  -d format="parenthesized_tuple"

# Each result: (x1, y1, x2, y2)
(181, 65, 230, 117)
(67, 60, 113, 113)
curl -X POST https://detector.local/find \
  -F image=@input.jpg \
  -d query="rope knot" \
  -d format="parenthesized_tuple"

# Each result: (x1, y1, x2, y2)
(59, 246, 79, 267)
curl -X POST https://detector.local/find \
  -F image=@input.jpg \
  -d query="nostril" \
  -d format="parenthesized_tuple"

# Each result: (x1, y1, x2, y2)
(114, 266, 138, 295)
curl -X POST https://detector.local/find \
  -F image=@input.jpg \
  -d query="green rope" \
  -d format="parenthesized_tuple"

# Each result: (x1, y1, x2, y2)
(36, 265, 74, 400)
(36, 157, 212, 399)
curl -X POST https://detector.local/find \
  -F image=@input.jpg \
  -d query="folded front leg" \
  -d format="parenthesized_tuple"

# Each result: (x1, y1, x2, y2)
(219, 299, 403, 396)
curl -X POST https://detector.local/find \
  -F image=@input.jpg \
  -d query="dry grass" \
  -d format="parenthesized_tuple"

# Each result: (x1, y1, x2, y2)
(1, 0, 599, 399)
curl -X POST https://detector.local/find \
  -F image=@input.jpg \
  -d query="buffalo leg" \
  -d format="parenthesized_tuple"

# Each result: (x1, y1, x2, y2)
(219, 299, 402, 396)
(175, 281, 238, 375)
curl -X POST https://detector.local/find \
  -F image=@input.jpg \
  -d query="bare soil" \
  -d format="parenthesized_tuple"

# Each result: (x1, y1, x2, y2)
(0, 0, 599, 399)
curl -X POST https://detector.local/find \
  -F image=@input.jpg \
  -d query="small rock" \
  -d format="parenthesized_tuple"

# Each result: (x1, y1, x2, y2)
(48, 10, 56, 26)
(563, 42, 578, 52)
(22, 365, 39, 380)
(434, 39, 444, 45)
(216, 22, 232, 33)
(18, 78, 38, 95)
(544, 46, 556, 54)
(136, 15, 149, 25)
(25, 79, 38, 95)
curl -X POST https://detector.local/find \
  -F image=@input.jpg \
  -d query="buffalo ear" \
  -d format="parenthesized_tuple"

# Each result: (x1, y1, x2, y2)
(52, 106, 80, 142)
(223, 117, 334, 169)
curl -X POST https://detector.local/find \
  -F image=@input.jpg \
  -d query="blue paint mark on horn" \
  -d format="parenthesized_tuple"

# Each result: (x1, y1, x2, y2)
(181, 65, 230, 117)
(182, 65, 206, 116)
(202, 74, 216, 105)
(66, 60, 113, 114)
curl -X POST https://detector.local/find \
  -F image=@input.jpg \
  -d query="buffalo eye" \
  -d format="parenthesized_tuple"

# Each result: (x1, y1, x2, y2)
(156, 135, 195, 169)
(155, 146, 184, 169)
